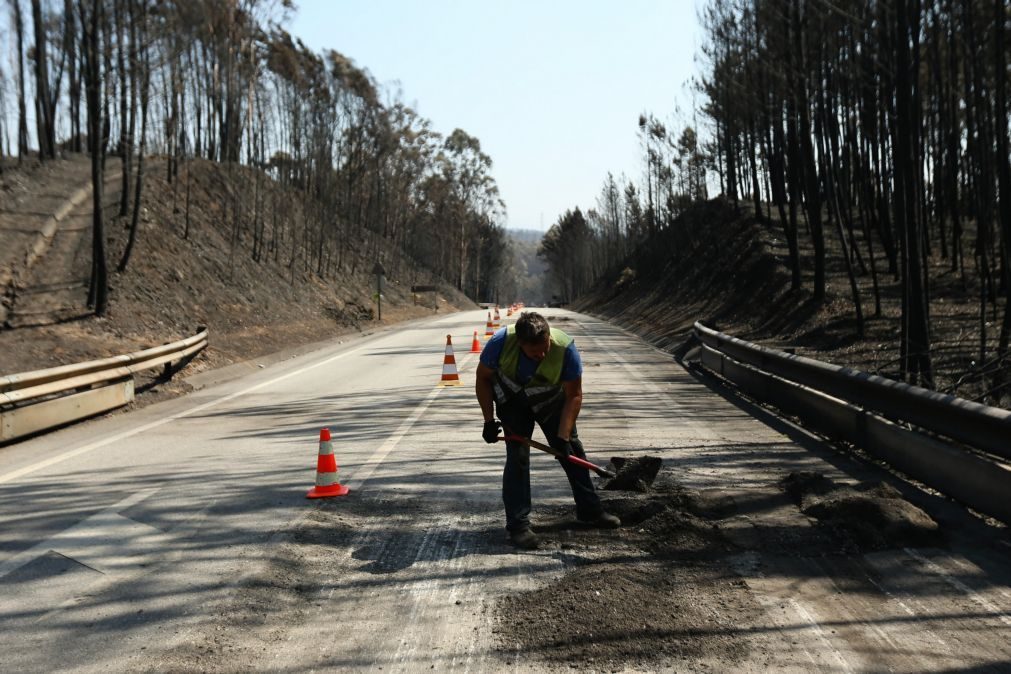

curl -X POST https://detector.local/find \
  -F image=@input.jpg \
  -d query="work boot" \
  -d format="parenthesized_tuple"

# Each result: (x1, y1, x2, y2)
(581, 512, 621, 529)
(509, 528, 540, 550)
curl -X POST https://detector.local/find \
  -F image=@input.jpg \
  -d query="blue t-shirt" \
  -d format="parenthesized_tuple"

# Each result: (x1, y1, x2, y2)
(479, 327, 583, 384)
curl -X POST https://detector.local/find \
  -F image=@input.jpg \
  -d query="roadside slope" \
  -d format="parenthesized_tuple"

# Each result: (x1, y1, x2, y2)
(575, 197, 1009, 407)
(575, 199, 792, 349)
(0, 155, 474, 382)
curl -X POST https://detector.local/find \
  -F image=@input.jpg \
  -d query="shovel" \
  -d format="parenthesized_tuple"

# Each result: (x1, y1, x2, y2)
(498, 432, 616, 479)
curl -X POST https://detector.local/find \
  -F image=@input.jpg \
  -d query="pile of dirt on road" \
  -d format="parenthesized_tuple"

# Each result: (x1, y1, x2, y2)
(494, 473, 754, 670)
(496, 559, 757, 671)
(496, 485, 756, 671)
(782, 471, 943, 550)
(494, 467, 945, 670)
(603, 455, 663, 492)
(0, 156, 474, 382)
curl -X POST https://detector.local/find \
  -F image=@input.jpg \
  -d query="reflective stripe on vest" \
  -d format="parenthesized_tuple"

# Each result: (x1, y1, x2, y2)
(494, 326, 573, 414)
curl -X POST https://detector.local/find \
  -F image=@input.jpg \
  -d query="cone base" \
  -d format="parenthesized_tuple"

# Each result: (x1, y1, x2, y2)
(306, 483, 350, 499)
(437, 379, 463, 387)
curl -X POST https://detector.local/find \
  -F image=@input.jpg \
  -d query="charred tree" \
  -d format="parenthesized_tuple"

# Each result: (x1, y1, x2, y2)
(79, 0, 107, 315)
(12, 0, 29, 157)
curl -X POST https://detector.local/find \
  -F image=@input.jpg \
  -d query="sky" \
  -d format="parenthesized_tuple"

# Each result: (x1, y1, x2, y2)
(289, 1, 705, 231)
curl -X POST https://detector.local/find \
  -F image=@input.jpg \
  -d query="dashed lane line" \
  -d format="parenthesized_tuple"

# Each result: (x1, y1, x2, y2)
(344, 351, 477, 492)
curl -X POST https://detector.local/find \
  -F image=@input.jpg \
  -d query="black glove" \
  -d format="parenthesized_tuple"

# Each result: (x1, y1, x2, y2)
(551, 438, 573, 458)
(482, 420, 501, 444)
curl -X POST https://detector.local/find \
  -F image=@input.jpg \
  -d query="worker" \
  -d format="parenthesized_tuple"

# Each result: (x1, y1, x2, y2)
(476, 311, 620, 550)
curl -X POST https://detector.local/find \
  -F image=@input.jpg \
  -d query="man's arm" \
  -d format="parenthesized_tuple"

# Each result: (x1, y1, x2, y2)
(476, 362, 497, 422)
(557, 377, 583, 440)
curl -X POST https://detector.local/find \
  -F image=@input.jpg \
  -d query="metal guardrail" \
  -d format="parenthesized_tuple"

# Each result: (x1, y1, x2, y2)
(0, 327, 208, 442)
(690, 321, 1011, 524)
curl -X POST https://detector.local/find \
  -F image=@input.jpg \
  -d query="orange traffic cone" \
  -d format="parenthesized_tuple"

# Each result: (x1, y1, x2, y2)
(306, 428, 349, 498)
(493, 306, 501, 329)
(470, 330, 482, 353)
(484, 312, 495, 339)
(438, 334, 463, 386)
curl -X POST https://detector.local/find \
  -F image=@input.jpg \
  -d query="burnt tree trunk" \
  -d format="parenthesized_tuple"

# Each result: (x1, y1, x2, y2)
(13, 0, 30, 158)
(117, 5, 148, 274)
(31, 0, 56, 158)
(80, 0, 107, 315)
(895, 0, 932, 386)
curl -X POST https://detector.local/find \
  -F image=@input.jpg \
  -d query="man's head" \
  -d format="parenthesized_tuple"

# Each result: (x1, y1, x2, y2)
(515, 311, 551, 361)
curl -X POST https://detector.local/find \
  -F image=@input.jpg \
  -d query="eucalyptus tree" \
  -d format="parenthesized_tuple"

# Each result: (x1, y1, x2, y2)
(380, 102, 441, 275)
(472, 218, 510, 303)
(62, 0, 81, 151)
(116, 0, 150, 273)
(10, 0, 29, 158)
(592, 172, 626, 271)
(439, 128, 498, 293)
(30, 0, 62, 159)
(78, 0, 106, 315)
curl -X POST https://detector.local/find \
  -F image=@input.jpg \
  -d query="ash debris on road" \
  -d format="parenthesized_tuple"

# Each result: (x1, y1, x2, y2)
(782, 471, 942, 551)
(144, 461, 945, 673)
(493, 466, 944, 671)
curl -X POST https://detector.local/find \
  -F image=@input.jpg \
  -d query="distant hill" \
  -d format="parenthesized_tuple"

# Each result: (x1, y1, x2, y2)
(508, 228, 547, 244)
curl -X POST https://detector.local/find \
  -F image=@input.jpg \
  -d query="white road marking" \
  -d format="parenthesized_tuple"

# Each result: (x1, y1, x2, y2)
(904, 548, 1011, 627)
(823, 572, 903, 653)
(787, 598, 854, 673)
(344, 351, 476, 492)
(864, 571, 952, 654)
(742, 572, 848, 671)
(0, 344, 370, 486)
(0, 488, 159, 579)
(343, 385, 444, 492)
(576, 319, 721, 442)
(1, 337, 477, 580)
(390, 516, 459, 666)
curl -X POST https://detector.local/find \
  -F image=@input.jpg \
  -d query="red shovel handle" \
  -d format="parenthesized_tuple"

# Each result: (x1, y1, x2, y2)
(498, 434, 616, 479)
(565, 454, 614, 476)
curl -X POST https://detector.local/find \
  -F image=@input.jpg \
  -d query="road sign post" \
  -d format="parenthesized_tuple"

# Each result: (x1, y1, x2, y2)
(372, 262, 385, 321)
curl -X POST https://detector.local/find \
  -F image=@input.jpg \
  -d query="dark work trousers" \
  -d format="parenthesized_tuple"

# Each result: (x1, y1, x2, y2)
(497, 398, 603, 533)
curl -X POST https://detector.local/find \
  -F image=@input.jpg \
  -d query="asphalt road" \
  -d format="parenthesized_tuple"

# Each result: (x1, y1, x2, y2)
(2, 308, 1011, 672)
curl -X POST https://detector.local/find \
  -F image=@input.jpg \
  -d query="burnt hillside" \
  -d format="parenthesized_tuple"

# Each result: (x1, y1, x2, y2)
(575, 199, 790, 349)
(576, 198, 1010, 409)
(0, 155, 473, 378)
